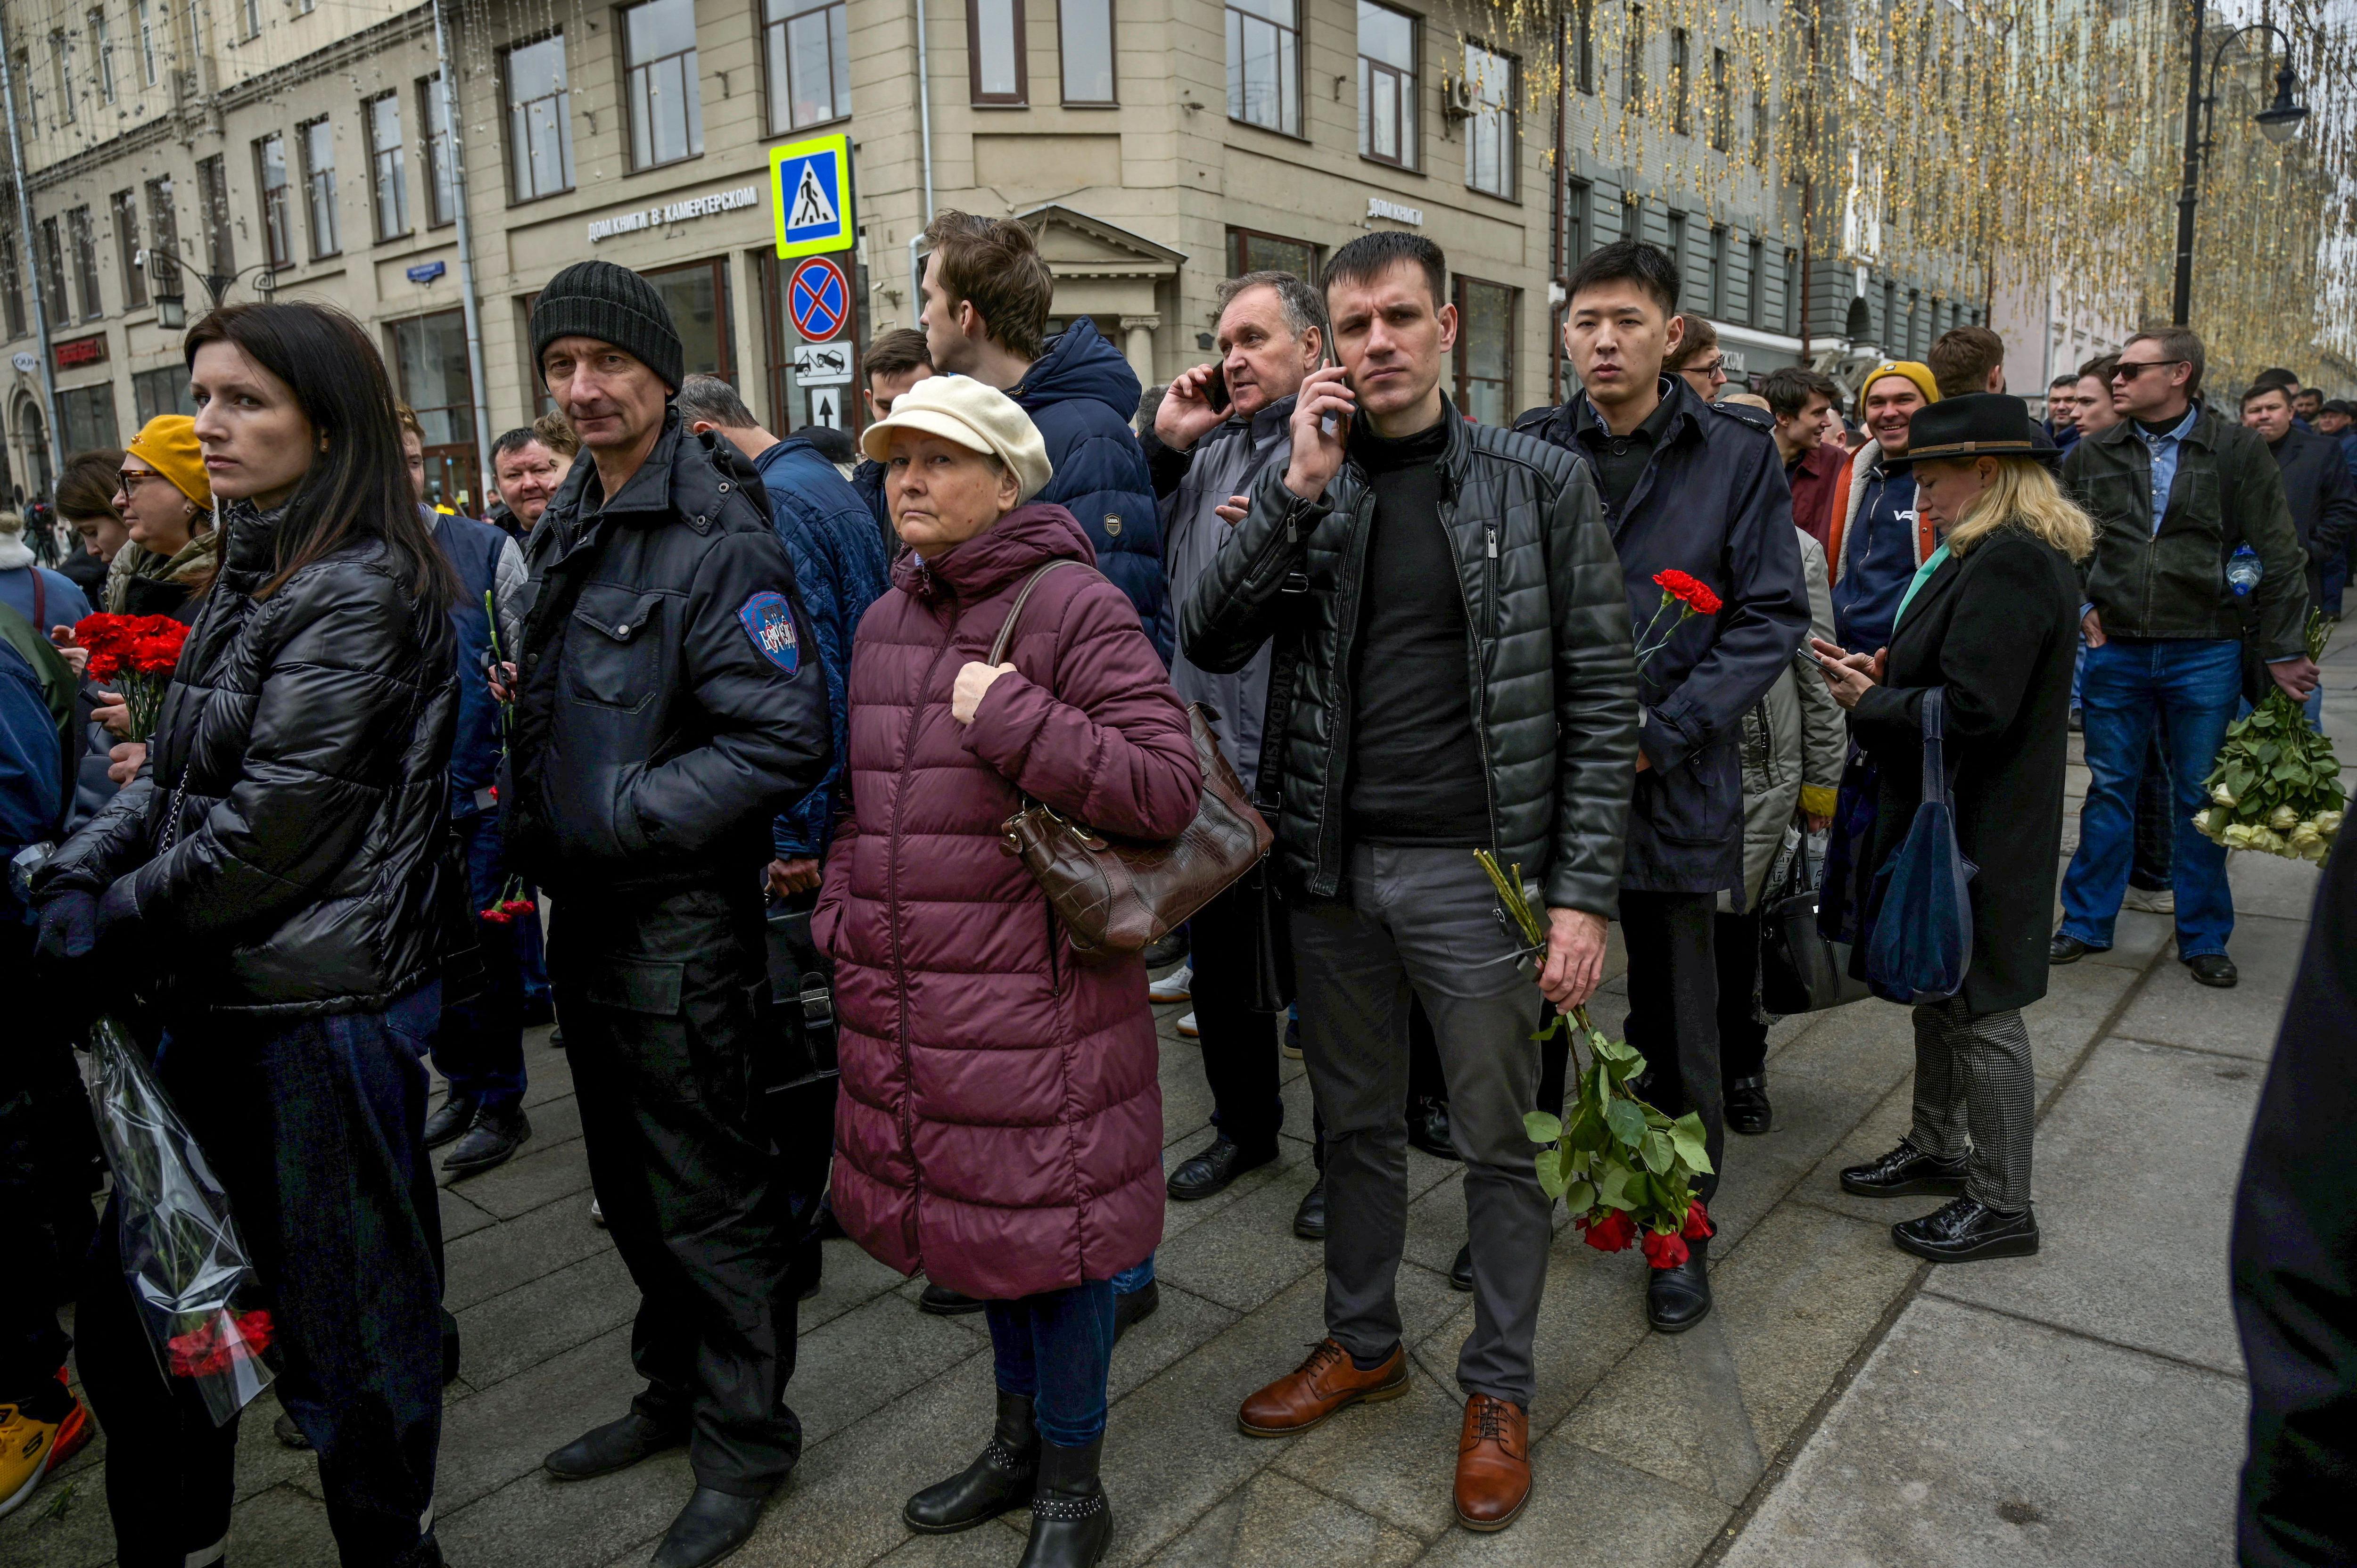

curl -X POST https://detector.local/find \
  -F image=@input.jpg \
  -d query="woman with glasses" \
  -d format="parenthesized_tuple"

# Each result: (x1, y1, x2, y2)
(106, 417, 219, 619)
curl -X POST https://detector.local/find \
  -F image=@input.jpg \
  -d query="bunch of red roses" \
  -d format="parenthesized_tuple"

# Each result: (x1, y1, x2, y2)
(166, 1307, 276, 1379)
(1632, 569, 1723, 674)
(73, 612, 190, 740)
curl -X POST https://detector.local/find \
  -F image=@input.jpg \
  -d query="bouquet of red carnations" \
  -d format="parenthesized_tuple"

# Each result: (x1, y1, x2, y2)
(73, 612, 190, 740)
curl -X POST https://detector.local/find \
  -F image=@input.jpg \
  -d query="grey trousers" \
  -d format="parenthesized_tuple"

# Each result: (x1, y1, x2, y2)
(1291, 843, 1552, 1406)
(1908, 999, 2035, 1212)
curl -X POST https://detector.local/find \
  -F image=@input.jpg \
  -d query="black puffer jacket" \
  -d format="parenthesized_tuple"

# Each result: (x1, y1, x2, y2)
(503, 412, 832, 897)
(35, 499, 463, 1016)
(1182, 404, 1638, 917)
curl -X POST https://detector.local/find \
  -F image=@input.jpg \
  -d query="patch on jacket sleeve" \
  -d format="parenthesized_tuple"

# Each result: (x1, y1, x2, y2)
(738, 591, 802, 675)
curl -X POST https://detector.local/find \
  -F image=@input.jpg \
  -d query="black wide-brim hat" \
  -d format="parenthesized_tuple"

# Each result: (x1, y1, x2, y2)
(1884, 393, 2061, 469)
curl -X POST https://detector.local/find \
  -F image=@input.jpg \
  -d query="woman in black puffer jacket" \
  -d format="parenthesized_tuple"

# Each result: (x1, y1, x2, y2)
(30, 301, 464, 1568)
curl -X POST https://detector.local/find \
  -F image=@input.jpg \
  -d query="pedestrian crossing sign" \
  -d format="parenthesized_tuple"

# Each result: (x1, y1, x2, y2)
(771, 134, 853, 258)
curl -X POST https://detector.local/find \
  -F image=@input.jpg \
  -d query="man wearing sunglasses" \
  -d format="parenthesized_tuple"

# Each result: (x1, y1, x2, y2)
(2052, 326, 2315, 990)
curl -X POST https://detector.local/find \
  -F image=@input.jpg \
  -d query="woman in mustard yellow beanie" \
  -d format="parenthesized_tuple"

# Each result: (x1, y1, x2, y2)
(104, 414, 217, 617)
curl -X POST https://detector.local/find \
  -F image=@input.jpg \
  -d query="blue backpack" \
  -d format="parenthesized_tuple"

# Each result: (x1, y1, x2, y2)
(1864, 687, 1978, 1004)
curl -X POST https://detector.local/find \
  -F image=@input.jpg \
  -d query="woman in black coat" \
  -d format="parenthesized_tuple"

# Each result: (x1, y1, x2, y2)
(30, 302, 464, 1568)
(1811, 395, 2089, 1265)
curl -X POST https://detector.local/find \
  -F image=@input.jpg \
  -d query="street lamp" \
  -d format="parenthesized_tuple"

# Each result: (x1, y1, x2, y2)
(2172, 8, 2310, 326)
(137, 247, 279, 331)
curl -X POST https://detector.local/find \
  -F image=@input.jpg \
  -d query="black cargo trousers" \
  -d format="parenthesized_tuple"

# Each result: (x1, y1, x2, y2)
(550, 881, 804, 1496)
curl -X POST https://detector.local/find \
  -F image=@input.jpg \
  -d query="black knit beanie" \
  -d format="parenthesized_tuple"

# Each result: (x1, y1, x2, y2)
(530, 260, 684, 393)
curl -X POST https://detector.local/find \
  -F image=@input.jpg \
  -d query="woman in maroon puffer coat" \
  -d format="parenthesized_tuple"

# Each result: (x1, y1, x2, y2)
(817, 374, 1199, 1568)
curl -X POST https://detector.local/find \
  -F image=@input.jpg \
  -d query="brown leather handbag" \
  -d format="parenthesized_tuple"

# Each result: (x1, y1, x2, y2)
(989, 560, 1275, 961)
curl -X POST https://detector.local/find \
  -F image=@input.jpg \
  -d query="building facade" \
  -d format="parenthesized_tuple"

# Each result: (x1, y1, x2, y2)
(0, 0, 1987, 509)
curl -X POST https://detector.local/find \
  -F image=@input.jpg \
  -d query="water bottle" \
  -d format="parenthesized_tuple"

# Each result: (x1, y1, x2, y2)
(2226, 544, 2262, 597)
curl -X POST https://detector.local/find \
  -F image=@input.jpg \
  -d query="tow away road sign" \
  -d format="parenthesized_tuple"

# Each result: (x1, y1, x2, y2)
(791, 342, 854, 385)
(771, 134, 853, 258)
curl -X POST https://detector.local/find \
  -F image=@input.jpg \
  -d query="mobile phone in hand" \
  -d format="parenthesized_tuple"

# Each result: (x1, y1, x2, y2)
(1205, 363, 1230, 414)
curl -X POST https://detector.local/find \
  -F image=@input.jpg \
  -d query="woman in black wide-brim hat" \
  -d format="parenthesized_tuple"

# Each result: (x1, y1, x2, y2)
(1808, 394, 2092, 1263)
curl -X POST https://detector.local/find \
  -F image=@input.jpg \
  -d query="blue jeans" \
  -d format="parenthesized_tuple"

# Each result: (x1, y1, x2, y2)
(434, 804, 527, 1110)
(2061, 638, 2242, 958)
(1110, 1256, 1154, 1294)
(984, 1279, 1116, 1447)
(77, 984, 447, 1568)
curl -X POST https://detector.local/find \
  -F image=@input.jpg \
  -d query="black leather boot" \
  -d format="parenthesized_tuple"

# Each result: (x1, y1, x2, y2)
(1016, 1436, 1111, 1568)
(1449, 1243, 1474, 1292)
(442, 1105, 531, 1176)
(1645, 1236, 1712, 1333)
(904, 1391, 1039, 1534)
(1293, 1177, 1327, 1240)
(651, 1486, 766, 1568)
(1725, 1076, 1772, 1136)
(543, 1408, 689, 1480)
(421, 1092, 478, 1149)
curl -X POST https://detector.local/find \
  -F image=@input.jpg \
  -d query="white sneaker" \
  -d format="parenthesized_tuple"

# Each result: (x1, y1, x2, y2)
(2121, 886, 2176, 914)
(1149, 964, 1193, 1003)
(1176, 1012, 1199, 1039)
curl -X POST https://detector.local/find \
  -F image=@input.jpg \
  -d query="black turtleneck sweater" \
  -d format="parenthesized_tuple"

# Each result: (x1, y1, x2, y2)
(1344, 415, 1490, 847)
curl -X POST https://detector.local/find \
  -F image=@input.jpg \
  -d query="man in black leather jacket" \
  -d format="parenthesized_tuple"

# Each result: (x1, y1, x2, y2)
(503, 262, 832, 1568)
(1187, 233, 1636, 1532)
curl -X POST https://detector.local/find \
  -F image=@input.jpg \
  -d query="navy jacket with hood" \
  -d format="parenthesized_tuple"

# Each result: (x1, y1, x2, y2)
(1008, 319, 1169, 656)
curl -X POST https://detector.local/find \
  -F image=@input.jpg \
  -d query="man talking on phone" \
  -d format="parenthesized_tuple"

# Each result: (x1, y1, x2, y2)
(1184, 232, 1637, 1532)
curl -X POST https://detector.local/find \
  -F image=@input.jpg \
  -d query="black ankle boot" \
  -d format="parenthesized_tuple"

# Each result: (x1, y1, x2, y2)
(905, 1391, 1039, 1534)
(1645, 1236, 1712, 1333)
(1016, 1436, 1111, 1568)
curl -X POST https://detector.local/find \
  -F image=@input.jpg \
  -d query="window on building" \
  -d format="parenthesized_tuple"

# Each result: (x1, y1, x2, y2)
(1464, 43, 1515, 199)
(133, 365, 196, 422)
(1782, 248, 1797, 335)
(67, 206, 102, 319)
(1574, 0, 1593, 93)
(648, 258, 732, 381)
(624, 0, 702, 170)
(1228, 226, 1317, 281)
(420, 75, 457, 225)
(145, 174, 177, 282)
(1665, 210, 1687, 279)
(1751, 74, 1767, 166)
(390, 309, 479, 508)
(1622, 4, 1643, 112)
(59, 384, 119, 454)
(136, 0, 157, 86)
(1227, 0, 1300, 136)
(240, 0, 259, 41)
(0, 235, 25, 339)
(255, 132, 292, 269)
(1881, 279, 1896, 346)
(10, 49, 36, 135)
(764, 0, 850, 132)
(368, 92, 408, 240)
(1670, 28, 1689, 135)
(1564, 176, 1591, 263)
(90, 10, 115, 103)
(112, 189, 146, 308)
(1746, 236, 1764, 328)
(1454, 278, 1515, 426)
(1706, 225, 1726, 317)
(1358, 2, 1416, 168)
(38, 220, 69, 325)
(504, 35, 574, 200)
(300, 116, 338, 258)
(1710, 47, 1728, 152)
(51, 31, 75, 124)
(1060, 0, 1116, 105)
(198, 154, 233, 275)
(967, 0, 1025, 105)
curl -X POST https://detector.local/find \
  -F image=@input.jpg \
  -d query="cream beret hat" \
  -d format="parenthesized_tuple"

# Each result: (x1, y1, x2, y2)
(857, 373, 1054, 503)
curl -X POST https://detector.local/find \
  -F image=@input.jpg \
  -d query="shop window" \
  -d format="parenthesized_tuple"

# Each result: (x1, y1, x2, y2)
(59, 383, 118, 454)
(1463, 43, 1514, 199)
(624, 0, 703, 172)
(1226, 0, 1299, 136)
(112, 189, 146, 308)
(300, 116, 338, 259)
(255, 133, 292, 270)
(1358, 2, 1416, 169)
(504, 34, 574, 201)
(67, 206, 102, 320)
(369, 92, 409, 241)
(198, 156, 234, 275)
(1060, 0, 1115, 105)
(421, 75, 457, 226)
(390, 309, 480, 511)
(764, 0, 850, 134)
(967, 0, 1026, 106)
(134, 365, 196, 423)
(1228, 227, 1317, 282)
(1454, 278, 1515, 427)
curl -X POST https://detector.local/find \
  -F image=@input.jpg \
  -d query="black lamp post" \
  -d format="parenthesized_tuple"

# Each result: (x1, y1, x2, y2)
(138, 247, 280, 331)
(2173, 7, 2309, 327)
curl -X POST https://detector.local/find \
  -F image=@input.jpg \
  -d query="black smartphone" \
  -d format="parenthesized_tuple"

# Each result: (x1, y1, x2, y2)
(1205, 363, 1230, 414)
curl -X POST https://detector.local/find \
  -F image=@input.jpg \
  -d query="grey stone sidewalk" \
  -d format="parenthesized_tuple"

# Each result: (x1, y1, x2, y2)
(9, 640, 2345, 1568)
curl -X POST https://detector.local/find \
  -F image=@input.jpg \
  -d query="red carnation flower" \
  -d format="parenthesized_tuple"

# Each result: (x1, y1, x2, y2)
(479, 907, 513, 926)
(1641, 1229, 1690, 1270)
(1653, 569, 1723, 616)
(1579, 1210, 1637, 1253)
(499, 899, 535, 917)
(1681, 1199, 1714, 1241)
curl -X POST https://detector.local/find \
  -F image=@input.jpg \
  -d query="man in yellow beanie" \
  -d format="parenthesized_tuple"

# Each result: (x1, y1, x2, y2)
(1828, 359, 1938, 651)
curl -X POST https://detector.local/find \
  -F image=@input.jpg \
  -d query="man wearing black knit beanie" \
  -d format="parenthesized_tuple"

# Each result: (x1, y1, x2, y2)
(498, 258, 834, 1568)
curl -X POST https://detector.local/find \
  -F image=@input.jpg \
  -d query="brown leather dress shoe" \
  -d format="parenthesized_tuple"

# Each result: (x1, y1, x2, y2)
(1453, 1394, 1531, 1532)
(1236, 1339, 1408, 1437)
